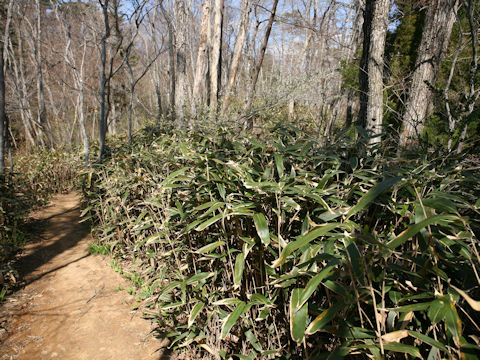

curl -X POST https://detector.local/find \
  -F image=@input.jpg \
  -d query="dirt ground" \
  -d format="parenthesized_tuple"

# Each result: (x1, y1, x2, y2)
(0, 193, 170, 360)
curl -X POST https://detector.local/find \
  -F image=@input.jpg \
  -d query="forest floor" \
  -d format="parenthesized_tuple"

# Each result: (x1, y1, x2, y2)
(0, 193, 170, 360)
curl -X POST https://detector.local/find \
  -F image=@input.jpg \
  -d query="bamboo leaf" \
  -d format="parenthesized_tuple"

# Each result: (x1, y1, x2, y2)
(253, 213, 270, 246)
(450, 284, 480, 311)
(195, 240, 225, 254)
(274, 154, 285, 178)
(272, 223, 341, 267)
(383, 342, 421, 358)
(221, 301, 249, 339)
(299, 260, 339, 307)
(195, 213, 223, 231)
(382, 330, 409, 343)
(387, 214, 457, 250)
(306, 301, 344, 335)
(445, 302, 462, 341)
(234, 253, 245, 288)
(345, 177, 402, 220)
(407, 331, 447, 352)
(188, 302, 205, 328)
(290, 288, 308, 343)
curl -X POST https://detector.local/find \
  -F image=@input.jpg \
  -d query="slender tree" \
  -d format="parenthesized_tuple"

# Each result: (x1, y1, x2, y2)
(192, 0, 211, 114)
(244, 0, 279, 129)
(399, 0, 459, 147)
(357, 0, 390, 144)
(209, 0, 224, 117)
(174, 0, 188, 125)
(0, 40, 5, 177)
(222, 0, 251, 112)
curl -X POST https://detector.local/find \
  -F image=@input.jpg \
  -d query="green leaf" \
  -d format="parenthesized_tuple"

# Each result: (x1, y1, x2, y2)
(221, 301, 249, 339)
(383, 342, 421, 358)
(299, 260, 339, 307)
(234, 253, 245, 288)
(195, 240, 225, 254)
(213, 298, 243, 306)
(253, 213, 270, 246)
(306, 301, 345, 335)
(407, 331, 447, 352)
(345, 177, 402, 220)
(391, 302, 432, 313)
(422, 198, 457, 214)
(186, 272, 214, 285)
(387, 214, 457, 250)
(195, 213, 223, 231)
(272, 223, 341, 267)
(80, 206, 92, 217)
(274, 154, 285, 178)
(290, 288, 308, 343)
(188, 302, 205, 328)
(159, 167, 189, 187)
(245, 330, 263, 352)
(428, 298, 448, 323)
(445, 302, 462, 341)
(249, 293, 274, 306)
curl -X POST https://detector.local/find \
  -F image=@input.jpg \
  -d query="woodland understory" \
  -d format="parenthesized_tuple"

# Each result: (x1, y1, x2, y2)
(1, 0, 480, 359)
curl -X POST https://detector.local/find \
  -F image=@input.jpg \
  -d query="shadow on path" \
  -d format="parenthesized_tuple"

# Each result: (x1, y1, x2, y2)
(14, 202, 90, 283)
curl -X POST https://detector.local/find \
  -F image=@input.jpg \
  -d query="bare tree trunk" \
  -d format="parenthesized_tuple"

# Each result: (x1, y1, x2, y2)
(35, 0, 51, 148)
(175, 0, 188, 126)
(192, 0, 211, 114)
(456, 0, 478, 153)
(357, 0, 390, 145)
(0, 40, 5, 177)
(399, 0, 458, 147)
(98, 0, 110, 163)
(244, 0, 279, 129)
(209, 0, 224, 118)
(8, 31, 35, 147)
(222, 0, 251, 112)
(161, 3, 176, 120)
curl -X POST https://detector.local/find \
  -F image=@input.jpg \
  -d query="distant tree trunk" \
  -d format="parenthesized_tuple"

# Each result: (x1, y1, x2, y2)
(175, 0, 188, 125)
(35, 0, 51, 148)
(160, 3, 175, 120)
(344, 0, 364, 130)
(399, 0, 458, 147)
(456, 0, 477, 153)
(8, 31, 35, 147)
(357, 0, 390, 145)
(244, 0, 279, 129)
(127, 57, 135, 144)
(209, 0, 224, 118)
(192, 0, 211, 114)
(0, 40, 5, 177)
(98, 0, 110, 163)
(222, 0, 251, 112)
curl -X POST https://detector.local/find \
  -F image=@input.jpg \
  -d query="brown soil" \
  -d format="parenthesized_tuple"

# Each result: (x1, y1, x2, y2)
(0, 193, 170, 360)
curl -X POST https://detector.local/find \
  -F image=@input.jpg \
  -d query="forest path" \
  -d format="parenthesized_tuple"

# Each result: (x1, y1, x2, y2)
(0, 193, 169, 360)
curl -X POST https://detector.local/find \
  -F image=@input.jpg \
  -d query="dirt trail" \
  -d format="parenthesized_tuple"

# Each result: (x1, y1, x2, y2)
(0, 193, 169, 360)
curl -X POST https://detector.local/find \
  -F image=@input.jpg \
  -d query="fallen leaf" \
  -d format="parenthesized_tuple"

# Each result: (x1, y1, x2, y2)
(382, 330, 409, 343)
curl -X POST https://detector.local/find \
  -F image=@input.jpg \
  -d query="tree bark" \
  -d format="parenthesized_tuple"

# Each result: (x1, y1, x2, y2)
(98, 0, 110, 163)
(192, 0, 211, 114)
(244, 0, 279, 129)
(159, 2, 176, 120)
(357, 0, 390, 145)
(222, 0, 251, 112)
(209, 0, 224, 118)
(35, 0, 51, 148)
(0, 40, 6, 177)
(174, 0, 188, 125)
(399, 0, 459, 147)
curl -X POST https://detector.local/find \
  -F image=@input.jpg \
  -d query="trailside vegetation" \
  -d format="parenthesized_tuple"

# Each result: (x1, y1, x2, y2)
(0, 150, 77, 296)
(80, 123, 480, 359)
